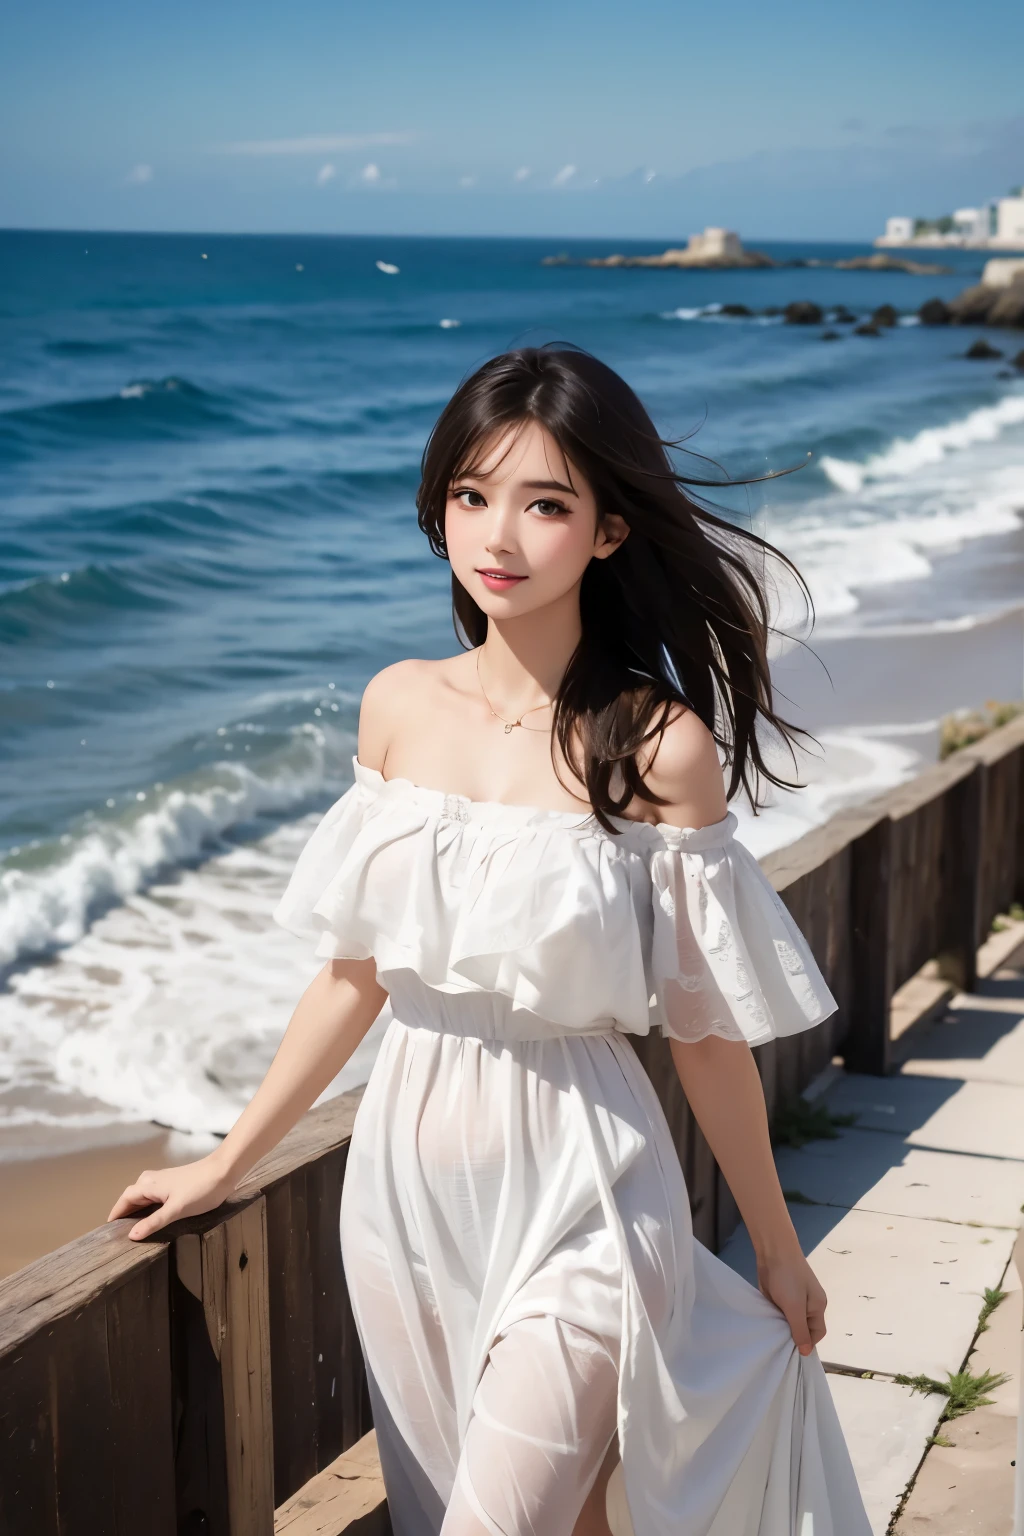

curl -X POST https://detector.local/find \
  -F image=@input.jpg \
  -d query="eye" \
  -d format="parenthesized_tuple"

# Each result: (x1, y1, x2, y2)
(450, 487, 487, 508)
(530, 498, 570, 518)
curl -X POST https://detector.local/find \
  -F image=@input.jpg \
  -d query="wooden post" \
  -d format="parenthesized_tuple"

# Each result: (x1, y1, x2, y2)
(173, 1197, 274, 1536)
(0, 1240, 175, 1536)
(845, 814, 894, 1076)
(936, 761, 983, 995)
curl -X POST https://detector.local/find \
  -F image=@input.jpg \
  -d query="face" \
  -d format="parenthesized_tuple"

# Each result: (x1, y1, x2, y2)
(443, 420, 628, 620)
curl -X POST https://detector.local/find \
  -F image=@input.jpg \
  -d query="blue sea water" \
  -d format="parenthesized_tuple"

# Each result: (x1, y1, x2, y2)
(1, 229, 1022, 1140)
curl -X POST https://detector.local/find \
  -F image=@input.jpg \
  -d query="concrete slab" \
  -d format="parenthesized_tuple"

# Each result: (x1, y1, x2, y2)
(823, 1075, 1024, 1161)
(826, 1374, 944, 1536)
(896, 1004, 1024, 1088)
(718, 1206, 1015, 1377)
(773, 1127, 1024, 1229)
(892, 1259, 1021, 1535)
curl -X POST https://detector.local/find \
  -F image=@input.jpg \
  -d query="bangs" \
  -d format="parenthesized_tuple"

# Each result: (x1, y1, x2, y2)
(450, 416, 578, 494)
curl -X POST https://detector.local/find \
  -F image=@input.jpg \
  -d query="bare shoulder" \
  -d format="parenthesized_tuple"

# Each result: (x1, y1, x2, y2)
(357, 656, 461, 771)
(640, 705, 729, 829)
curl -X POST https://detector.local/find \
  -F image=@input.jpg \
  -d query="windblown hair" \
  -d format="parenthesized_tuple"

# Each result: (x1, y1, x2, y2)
(416, 344, 816, 832)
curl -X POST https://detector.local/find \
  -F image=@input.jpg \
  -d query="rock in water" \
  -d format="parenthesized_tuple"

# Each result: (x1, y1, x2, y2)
(1012, 349, 1024, 371)
(988, 284, 1024, 327)
(919, 298, 951, 326)
(871, 304, 898, 328)
(947, 285, 998, 325)
(720, 303, 752, 316)
(784, 301, 823, 325)
(820, 329, 840, 341)
(964, 339, 1004, 360)
(854, 322, 883, 337)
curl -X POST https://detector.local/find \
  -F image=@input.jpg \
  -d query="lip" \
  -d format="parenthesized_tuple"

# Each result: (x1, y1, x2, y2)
(476, 568, 527, 592)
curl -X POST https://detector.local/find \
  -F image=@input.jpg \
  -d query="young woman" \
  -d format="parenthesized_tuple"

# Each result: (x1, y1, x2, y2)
(110, 346, 871, 1536)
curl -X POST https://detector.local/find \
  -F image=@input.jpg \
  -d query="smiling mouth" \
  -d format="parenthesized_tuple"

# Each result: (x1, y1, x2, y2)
(476, 568, 526, 583)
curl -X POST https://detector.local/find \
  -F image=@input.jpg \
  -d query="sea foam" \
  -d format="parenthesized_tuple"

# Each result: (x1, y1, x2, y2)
(820, 395, 1024, 494)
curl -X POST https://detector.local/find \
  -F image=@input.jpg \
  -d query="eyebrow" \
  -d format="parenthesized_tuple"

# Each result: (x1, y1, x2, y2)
(520, 479, 578, 495)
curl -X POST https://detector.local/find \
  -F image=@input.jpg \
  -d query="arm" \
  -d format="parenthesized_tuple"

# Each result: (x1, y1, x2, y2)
(108, 669, 404, 1241)
(643, 707, 827, 1357)
(669, 1035, 826, 1355)
(108, 956, 386, 1240)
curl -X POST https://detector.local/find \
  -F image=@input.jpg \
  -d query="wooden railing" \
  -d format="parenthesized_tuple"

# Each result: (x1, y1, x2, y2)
(2, 712, 1023, 1535)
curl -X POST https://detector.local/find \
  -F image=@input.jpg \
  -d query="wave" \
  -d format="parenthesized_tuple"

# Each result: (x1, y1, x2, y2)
(0, 376, 243, 452)
(0, 723, 339, 970)
(778, 465, 1024, 622)
(820, 394, 1024, 494)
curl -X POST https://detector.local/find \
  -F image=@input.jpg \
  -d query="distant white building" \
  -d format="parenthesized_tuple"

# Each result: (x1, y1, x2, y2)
(953, 207, 988, 243)
(879, 216, 914, 246)
(990, 191, 1024, 248)
(686, 227, 743, 260)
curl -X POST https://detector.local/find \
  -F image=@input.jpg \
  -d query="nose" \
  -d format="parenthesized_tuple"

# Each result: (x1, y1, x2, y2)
(483, 497, 518, 557)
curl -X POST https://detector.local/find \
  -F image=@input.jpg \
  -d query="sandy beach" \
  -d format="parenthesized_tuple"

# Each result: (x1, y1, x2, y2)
(0, 1127, 210, 1279)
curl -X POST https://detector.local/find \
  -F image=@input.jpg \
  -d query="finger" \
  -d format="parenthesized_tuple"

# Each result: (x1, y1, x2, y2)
(783, 1300, 813, 1356)
(107, 1183, 164, 1222)
(808, 1305, 827, 1347)
(128, 1203, 178, 1241)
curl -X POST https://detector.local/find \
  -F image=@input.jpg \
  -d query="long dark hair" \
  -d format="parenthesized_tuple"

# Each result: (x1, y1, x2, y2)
(416, 344, 816, 832)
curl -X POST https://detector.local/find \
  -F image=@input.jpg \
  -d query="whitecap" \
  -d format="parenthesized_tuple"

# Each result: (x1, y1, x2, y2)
(820, 394, 1024, 494)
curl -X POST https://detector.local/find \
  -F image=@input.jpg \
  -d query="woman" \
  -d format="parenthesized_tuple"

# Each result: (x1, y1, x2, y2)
(110, 346, 871, 1536)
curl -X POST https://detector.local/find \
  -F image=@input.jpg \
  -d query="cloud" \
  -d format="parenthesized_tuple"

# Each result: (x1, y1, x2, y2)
(458, 174, 477, 188)
(216, 132, 415, 156)
(316, 163, 337, 185)
(513, 166, 531, 182)
(643, 169, 656, 184)
(552, 164, 576, 187)
(125, 163, 153, 185)
(360, 163, 381, 183)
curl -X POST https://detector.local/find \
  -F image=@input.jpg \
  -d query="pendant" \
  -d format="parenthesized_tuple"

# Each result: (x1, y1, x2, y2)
(504, 722, 516, 734)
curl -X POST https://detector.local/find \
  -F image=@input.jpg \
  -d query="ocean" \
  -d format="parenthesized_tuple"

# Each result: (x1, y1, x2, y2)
(2, 228, 1022, 1150)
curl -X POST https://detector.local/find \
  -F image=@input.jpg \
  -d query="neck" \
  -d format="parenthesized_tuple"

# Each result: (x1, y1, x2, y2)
(479, 588, 582, 709)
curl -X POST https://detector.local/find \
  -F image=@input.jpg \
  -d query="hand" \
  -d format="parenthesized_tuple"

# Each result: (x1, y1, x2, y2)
(756, 1250, 827, 1356)
(107, 1152, 237, 1241)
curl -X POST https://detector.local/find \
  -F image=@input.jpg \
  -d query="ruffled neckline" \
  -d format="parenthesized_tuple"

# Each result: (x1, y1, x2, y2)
(352, 757, 738, 853)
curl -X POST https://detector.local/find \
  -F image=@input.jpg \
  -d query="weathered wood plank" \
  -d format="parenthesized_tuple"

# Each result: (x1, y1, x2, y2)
(0, 1221, 165, 1358)
(170, 1194, 275, 1536)
(845, 814, 894, 1075)
(206, 1199, 275, 1536)
(936, 762, 983, 995)
(105, 1255, 176, 1534)
(273, 1428, 389, 1536)
(0, 1331, 58, 1535)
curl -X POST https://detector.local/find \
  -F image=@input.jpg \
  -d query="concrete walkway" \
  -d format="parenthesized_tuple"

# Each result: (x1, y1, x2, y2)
(719, 923, 1024, 1535)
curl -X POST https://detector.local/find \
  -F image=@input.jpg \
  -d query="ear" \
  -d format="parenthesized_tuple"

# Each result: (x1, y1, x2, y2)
(592, 512, 630, 560)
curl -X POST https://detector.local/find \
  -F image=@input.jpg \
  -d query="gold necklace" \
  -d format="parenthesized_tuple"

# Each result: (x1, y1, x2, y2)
(475, 649, 551, 734)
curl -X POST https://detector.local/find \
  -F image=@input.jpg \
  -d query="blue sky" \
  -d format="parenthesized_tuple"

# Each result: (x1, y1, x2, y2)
(2, 0, 1022, 240)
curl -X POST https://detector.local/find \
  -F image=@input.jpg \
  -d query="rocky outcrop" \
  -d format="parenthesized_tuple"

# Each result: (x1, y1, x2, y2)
(833, 253, 951, 275)
(964, 339, 1003, 359)
(927, 275, 1024, 329)
(784, 301, 823, 325)
(871, 304, 898, 328)
(1013, 350, 1024, 371)
(854, 322, 883, 336)
(578, 246, 775, 270)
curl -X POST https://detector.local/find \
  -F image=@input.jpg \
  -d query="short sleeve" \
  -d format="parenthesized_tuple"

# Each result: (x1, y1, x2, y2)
(648, 816, 837, 1048)
(272, 779, 376, 961)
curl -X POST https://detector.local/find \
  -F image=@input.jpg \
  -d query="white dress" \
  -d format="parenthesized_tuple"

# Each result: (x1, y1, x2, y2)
(274, 758, 872, 1536)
